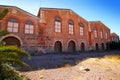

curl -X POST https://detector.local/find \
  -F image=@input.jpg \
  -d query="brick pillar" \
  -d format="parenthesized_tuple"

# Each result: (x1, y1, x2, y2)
(88, 31, 92, 50)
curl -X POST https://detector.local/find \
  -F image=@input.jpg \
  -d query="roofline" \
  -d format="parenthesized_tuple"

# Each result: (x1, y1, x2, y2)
(40, 7, 71, 11)
(0, 5, 39, 20)
(111, 33, 119, 36)
(89, 21, 110, 30)
(39, 7, 88, 22)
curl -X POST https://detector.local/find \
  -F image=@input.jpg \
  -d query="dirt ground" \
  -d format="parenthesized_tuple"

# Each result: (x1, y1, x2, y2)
(21, 51, 120, 80)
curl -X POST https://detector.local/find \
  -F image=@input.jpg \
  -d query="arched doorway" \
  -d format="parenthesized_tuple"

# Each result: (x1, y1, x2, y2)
(95, 43, 99, 50)
(81, 42, 85, 51)
(54, 41, 62, 53)
(2, 36, 21, 47)
(101, 43, 105, 50)
(68, 40, 76, 52)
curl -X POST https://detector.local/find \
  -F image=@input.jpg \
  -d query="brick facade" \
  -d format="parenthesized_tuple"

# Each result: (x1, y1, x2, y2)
(38, 8, 89, 53)
(89, 21, 111, 50)
(0, 5, 44, 54)
(111, 33, 119, 42)
(0, 5, 117, 53)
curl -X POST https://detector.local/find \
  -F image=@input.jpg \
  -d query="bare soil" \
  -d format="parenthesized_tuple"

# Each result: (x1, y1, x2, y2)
(21, 51, 120, 80)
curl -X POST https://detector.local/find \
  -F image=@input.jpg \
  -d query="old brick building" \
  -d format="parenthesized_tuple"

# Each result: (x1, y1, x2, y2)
(0, 5, 45, 53)
(0, 5, 114, 53)
(89, 21, 111, 50)
(111, 33, 119, 42)
(38, 8, 89, 53)
(38, 8, 111, 53)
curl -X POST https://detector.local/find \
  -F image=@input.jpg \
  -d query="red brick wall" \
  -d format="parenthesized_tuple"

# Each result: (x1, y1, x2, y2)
(39, 8, 89, 52)
(111, 33, 119, 42)
(0, 6, 113, 53)
(0, 6, 43, 53)
(89, 21, 111, 50)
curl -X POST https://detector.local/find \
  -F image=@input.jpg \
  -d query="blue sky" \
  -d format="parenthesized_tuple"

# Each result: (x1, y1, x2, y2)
(0, 0, 120, 36)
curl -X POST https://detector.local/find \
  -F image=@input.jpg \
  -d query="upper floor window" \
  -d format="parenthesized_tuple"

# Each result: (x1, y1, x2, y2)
(55, 17, 61, 32)
(105, 31, 108, 39)
(94, 27, 97, 38)
(79, 23, 84, 36)
(69, 20, 74, 34)
(25, 21, 34, 34)
(7, 18, 19, 32)
(100, 29, 103, 39)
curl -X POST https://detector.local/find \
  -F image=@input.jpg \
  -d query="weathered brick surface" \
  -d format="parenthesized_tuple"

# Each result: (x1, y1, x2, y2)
(89, 21, 111, 50)
(0, 6, 115, 53)
(38, 8, 112, 52)
(0, 6, 44, 53)
(38, 8, 89, 52)
(111, 33, 119, 42)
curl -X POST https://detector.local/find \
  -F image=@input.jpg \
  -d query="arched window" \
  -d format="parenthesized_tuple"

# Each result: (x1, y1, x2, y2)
(55, 17, 61, 32)
(69, 20, 74, 34)
(94, 27, 97, 38)
(7, 18, 19, 32)
(79, 23, 84, 36)
(100, 28, 103, 39)
(105, 31, 108, 39)
(24, 21, 34, 34)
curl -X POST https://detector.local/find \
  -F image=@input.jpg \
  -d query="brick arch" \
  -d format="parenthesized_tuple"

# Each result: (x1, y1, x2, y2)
(23, 19, 36, 26)
(54, 16, 62, 21)
(80, 42, 85, 51)
(95, 43, 99, 50)
(68, 40, 76, 52)
(5, 15, 21, 22)
(5, 15, 21, 32)
(0, 34, 23, 46)
(101, 42, 105, 50)
(54, 41, 62, 53)
(5, 15, 21, 25)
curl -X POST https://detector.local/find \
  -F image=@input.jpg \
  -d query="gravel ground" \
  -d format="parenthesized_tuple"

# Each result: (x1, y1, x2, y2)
(21, 50, 120, 80)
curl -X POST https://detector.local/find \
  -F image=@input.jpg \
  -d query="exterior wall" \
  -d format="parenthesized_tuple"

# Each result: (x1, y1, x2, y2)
(89, 21, 111, 50)
(111, 33, 119, 42)
(0, 5, 117, 53)
(38, 8, 89, 53)
(0, 6, 44, 54)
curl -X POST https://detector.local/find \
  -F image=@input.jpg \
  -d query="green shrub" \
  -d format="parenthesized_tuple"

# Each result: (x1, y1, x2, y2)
(0, 62, 24, 80)
(0, 46, 31, 80)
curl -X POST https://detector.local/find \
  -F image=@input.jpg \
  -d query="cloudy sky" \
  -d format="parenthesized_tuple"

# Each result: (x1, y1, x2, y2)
(0, 0, 120, 36)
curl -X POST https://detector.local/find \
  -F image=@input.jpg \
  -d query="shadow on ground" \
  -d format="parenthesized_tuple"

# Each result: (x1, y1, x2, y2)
(22, 50, 120, 71)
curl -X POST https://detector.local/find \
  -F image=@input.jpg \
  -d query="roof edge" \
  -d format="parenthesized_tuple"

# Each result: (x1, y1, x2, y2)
(0, 5, 39, 20)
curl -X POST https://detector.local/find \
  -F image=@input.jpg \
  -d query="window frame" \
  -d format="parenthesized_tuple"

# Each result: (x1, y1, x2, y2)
(94, 27, 97, 38)
(68, 20, 74, 35)
(100, 29, 103, 39)
(7, 18, 19, 33)
(55, 17, 61, 33)
(24, 21, 34, 34)
(79, 23, 84, 36)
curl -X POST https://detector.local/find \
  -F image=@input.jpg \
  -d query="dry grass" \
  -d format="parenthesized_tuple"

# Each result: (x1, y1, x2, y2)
(103, 55, 120, 64)
(79, 55, 120, 71)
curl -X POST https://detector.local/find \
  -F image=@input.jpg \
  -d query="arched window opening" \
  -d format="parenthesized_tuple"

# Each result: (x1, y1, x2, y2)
(95, 43, 99, 50)
(7, 18, 19, 32)
(55, 17, 61, 32)
(94, 27, 97, 38)
(68, 20, 74, 34)
(25, 21, 34, 34)
(81, 42, 85, 51)
(79, 23, 84, 36)
(68, 40, 76, 52)
(54, 41, 62, 53)
(100, 29, 103, 39)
